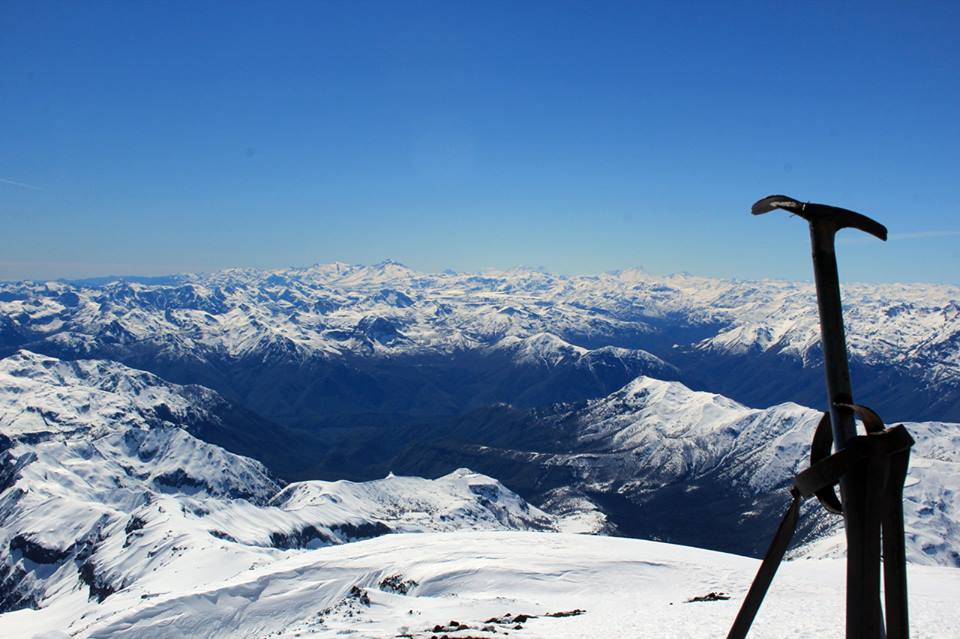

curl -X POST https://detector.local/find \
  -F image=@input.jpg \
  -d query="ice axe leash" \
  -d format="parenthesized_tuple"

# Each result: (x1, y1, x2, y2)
(726, 196, 914, 639)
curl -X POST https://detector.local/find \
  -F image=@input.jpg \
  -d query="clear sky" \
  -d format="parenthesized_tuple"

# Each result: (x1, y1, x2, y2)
(2, 1, 958, 284)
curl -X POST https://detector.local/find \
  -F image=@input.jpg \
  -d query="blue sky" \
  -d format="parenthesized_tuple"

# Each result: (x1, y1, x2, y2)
(2, 1, 958, 283)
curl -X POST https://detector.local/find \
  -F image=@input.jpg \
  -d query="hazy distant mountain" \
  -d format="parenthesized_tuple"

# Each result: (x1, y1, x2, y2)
(1, 262, 956, 430)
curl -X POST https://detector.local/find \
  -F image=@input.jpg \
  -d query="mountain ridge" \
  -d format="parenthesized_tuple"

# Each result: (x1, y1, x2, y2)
(2, 262, 956, 426)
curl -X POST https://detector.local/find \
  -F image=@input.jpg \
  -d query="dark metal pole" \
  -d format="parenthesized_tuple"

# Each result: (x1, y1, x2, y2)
(809, 222, 857, 442)
(752, 195, 889, 638)
(808, 221, 884, 637)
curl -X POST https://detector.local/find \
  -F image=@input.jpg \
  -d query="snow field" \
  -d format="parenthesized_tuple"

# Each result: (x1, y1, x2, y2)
(6, 532, 959, 639)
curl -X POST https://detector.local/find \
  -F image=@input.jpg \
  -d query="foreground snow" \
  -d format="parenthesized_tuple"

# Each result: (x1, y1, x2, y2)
(3, 531, 958, 639)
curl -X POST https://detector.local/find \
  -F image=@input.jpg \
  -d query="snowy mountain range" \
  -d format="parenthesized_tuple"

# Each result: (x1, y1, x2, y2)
(1, 262, 957, 544)
(0, 350, 958, 637)
(1, 262, 958, 636)
(1, 262, 957, 429)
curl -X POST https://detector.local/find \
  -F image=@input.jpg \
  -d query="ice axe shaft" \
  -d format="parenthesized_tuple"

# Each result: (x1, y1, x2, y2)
(810, 222, 857, 442)
(752, 195, 892, 639)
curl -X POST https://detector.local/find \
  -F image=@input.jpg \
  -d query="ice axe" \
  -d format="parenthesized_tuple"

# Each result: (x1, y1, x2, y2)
(727, 195, 913, 639)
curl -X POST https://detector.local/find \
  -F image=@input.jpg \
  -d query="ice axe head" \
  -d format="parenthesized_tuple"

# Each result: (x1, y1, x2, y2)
(751, 194, 888, 241)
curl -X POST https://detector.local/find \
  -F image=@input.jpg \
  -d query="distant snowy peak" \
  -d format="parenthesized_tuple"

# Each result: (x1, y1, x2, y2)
(272, 468, 556, 533)
(607, 374, 749, 413)
(493, 332, 676, 375)
(493, 332, 588, 366)
(697, 322, 787, 355)
(576, 375, 762, 452)
(565, 375, 811, 492)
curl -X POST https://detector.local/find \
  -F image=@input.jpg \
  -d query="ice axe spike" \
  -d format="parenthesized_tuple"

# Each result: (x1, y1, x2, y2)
(751, 194, 891, 639)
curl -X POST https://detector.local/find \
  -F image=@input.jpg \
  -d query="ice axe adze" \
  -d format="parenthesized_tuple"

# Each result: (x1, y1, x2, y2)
(726, 195, 913, 639)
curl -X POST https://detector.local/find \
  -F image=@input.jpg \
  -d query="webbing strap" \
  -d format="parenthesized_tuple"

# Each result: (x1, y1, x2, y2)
(726, 409, 914, 639)
(725, 491, 802, 639)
